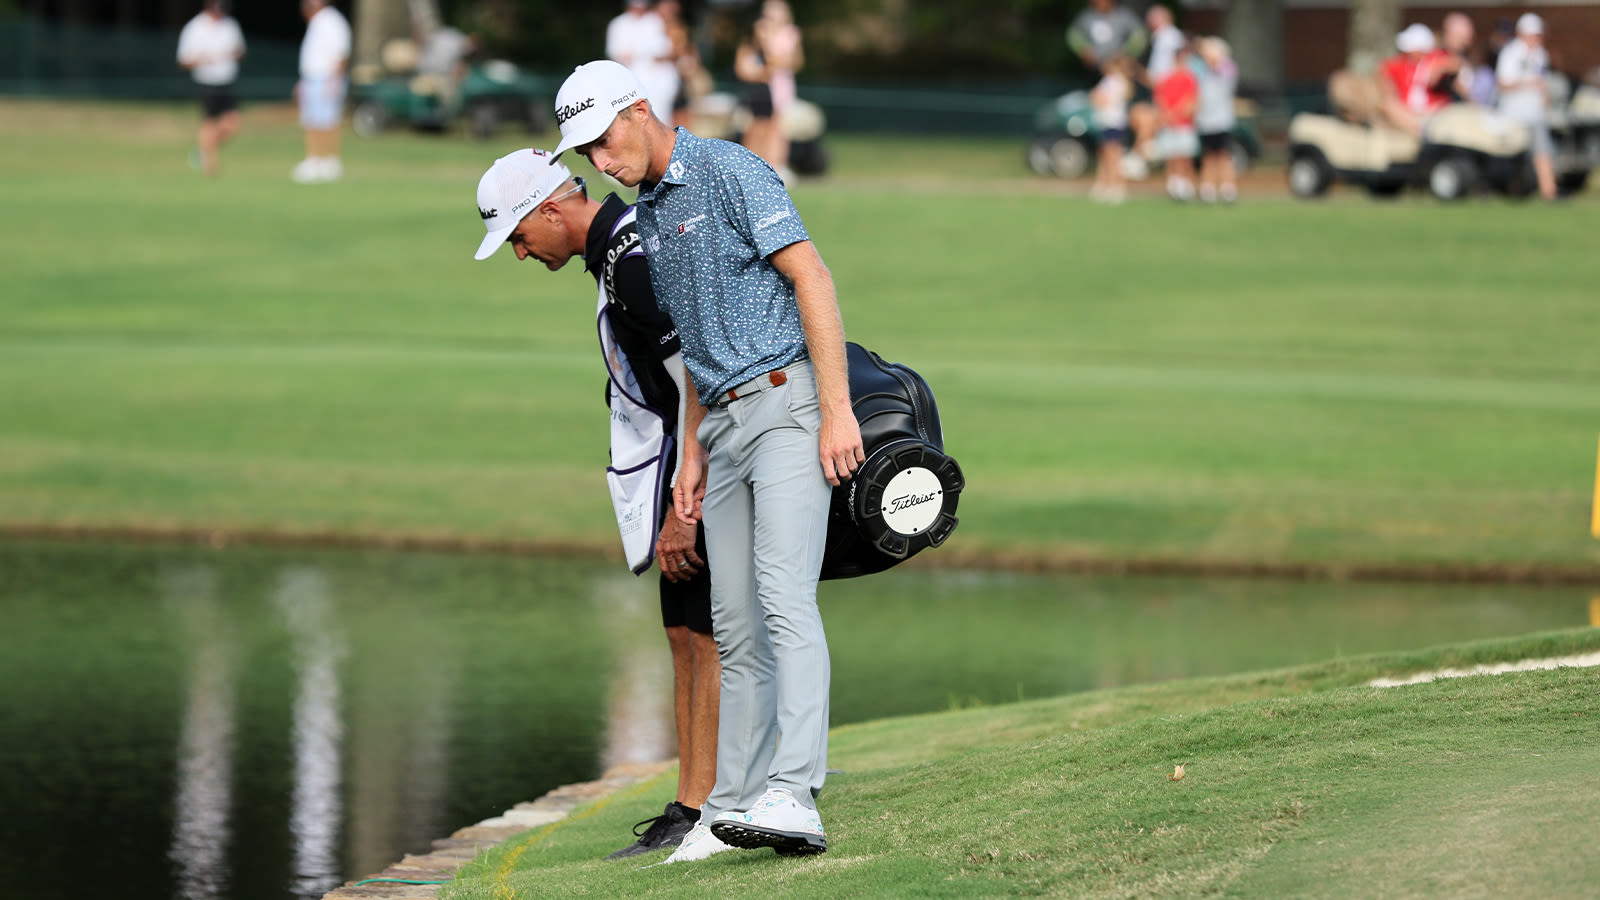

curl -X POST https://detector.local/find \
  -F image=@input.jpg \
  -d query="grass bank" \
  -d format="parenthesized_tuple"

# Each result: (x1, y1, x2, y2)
(442, 628, 1600, 899)
(4, 101, 1599, 569)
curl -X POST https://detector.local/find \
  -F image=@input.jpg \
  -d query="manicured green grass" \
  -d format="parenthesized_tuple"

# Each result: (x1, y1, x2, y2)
(3, 100, 1599, 566)
(441, 628, 1600, 899)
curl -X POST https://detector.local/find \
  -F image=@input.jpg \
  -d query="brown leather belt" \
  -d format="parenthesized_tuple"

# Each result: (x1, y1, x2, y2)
(718, 368, 789, 407)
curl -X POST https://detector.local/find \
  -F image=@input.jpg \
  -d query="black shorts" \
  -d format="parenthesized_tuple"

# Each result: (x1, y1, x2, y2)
(200, 85, 238, 120)
(743, 82, 774, 119)
(659, 521, 712, 635)
(1199, 131, 1232, 153)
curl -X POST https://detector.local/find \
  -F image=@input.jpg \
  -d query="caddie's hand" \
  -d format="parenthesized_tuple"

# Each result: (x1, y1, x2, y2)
(819, 408, 866, 487)
(656, 510, 704, 582)
(673, 447, 706, 527)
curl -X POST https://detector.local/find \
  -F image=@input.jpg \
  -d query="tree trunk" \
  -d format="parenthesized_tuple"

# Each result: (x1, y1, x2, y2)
(353, 0, 412, 71)
(1347, 0, 1400, 74)
(1224, 0, 1284, 93)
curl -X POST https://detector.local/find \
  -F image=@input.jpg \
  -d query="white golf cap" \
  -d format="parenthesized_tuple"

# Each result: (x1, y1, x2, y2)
(1395, 23, 1435, 53)
(473, 148, 572, 261)
(552, 60, 647, 158)
(1516, 13, 1543, 35)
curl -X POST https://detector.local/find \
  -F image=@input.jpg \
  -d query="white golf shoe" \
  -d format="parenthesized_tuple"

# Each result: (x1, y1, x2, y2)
(661, 821, 735, 864)
(710, 788, 827, 856)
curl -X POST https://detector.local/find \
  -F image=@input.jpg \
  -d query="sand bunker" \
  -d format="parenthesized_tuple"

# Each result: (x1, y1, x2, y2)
(1369, 651, 1600, 688)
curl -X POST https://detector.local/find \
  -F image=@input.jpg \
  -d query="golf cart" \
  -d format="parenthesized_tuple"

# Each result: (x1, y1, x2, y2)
(1546, 72, 1600, 194)
(350, 40, 548, 140)
(1026, 89, 1262, 179)
(1286, 70, 1595, 200)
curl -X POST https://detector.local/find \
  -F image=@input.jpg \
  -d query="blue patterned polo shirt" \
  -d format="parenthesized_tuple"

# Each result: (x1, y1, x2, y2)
(634, 128, 812, 405)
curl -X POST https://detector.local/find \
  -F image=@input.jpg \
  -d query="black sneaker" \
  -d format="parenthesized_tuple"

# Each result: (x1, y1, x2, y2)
(605, 802, 700, 860)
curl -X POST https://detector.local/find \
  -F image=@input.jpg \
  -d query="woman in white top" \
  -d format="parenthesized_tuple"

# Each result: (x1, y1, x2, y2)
(1090, 56, 1133, 204)
(176, 0, 245, 177)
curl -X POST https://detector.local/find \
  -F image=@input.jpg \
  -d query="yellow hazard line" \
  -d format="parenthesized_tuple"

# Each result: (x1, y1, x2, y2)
(489, 779, 662, 900)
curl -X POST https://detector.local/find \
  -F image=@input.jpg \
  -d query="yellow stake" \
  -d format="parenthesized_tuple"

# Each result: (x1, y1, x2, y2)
(1593, 436, 1600, 538)
(1591, 596, 1600, 629)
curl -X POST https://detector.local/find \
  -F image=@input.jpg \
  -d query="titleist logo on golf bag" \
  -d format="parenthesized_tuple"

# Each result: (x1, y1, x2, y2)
(478, 206, 497, 220)
(555, 97, 594, 125)
(888, 491, 939, 515)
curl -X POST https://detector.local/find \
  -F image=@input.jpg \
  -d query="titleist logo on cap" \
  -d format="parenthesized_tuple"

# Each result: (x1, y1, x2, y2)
(478, 206, 497, 220)
(555, 97, 595, 125)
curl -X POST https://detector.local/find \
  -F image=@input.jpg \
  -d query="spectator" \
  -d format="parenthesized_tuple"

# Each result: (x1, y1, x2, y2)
(1153, 41, 1198, 200)
(293, 0, 350, 184)
(607, 0, 678, 125)
(1195, 37, 1238, 203)
(1379, 24, 1451, 136)
(176, 0, 245, 177)
(734, 17, 783, 176)
(760, 2, 804, 140)
(656, 0, 705, 129)
(1089, 56, 1132, 204)
(1439, 12, 1475, 102)
(414, 24, 475, 107)
(1497, 14, 1556, 199)
(1067, 0, 1147, 74)
(1145, 5, 1184, 83)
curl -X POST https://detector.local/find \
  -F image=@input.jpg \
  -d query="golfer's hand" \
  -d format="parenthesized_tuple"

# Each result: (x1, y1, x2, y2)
(820, 408, 865, 486)
(656, 511, 704, 582)
(673, 445, 706, 527)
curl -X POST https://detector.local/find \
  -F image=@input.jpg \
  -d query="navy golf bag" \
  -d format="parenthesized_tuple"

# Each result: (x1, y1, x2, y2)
(819, 343, 964, 580)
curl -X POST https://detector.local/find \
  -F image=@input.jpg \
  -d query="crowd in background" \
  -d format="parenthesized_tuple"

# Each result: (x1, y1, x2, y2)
(606, 0, 805, 179)
(1072, 0, 1238, 204)
(1377, 13, 1560, 198)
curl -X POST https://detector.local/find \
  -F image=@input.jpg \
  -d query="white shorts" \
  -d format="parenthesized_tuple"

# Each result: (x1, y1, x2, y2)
(1155, 127, 1199, 160)
(299, 76, 347, 130)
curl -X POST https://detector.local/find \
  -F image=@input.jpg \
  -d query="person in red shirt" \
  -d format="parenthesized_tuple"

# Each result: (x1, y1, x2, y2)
(1381, 24, 1458, 134)
(1153, 41, 1199, 200)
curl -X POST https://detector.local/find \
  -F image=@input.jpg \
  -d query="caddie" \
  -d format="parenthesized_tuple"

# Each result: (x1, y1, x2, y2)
(472, 147, 720, 860)
(552, 60, 864, 862)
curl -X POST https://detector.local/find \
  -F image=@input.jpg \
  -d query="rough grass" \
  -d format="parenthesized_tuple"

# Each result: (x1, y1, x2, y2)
(3, 100, 1600, 568)
(441, 628, 1600, 900)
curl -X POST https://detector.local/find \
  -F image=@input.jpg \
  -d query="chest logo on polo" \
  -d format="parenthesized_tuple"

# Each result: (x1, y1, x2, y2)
(676, 214, 706, 235)
(555, 97, 594, 125)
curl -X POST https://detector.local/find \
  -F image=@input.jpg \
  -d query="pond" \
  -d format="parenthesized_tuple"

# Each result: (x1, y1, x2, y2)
(1, 541, 1591, 900)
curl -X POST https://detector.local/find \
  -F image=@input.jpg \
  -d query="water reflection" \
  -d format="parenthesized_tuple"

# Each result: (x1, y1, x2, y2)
(595, 574, 673, 771)
(274, 568, 346, 900)
(1, 542, 1593, 900)
(166, 567, 235, 900)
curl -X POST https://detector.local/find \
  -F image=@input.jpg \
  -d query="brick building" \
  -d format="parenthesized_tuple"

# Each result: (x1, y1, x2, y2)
(1182, 2, 1600, 89)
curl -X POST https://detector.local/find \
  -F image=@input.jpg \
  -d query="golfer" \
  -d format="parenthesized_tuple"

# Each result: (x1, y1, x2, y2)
(471, 147, 720, 860)
(552, 60, 863, 863)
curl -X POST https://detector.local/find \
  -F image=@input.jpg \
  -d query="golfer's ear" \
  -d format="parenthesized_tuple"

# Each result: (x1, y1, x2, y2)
(629, 99, 652, 123)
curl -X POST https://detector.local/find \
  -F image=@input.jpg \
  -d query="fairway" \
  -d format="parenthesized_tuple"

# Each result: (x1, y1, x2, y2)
(437, 628, 1600, 900)
(4, 100, 1600, 568)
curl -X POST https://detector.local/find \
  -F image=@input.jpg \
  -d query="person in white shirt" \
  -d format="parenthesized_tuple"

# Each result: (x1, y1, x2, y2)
(606, 0, 678, 125)
(1089, 56, 1132, 204)
(1497, 13, 1555, 199)
(294, 0, 351, 184)
(176, 0, 245, 177)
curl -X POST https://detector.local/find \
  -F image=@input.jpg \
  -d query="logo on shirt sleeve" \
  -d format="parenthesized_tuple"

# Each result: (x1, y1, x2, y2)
(755, 209, 792, 231)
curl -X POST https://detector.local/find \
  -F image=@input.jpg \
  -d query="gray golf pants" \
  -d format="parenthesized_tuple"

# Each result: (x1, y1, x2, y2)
(697, 359, 833, 818)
